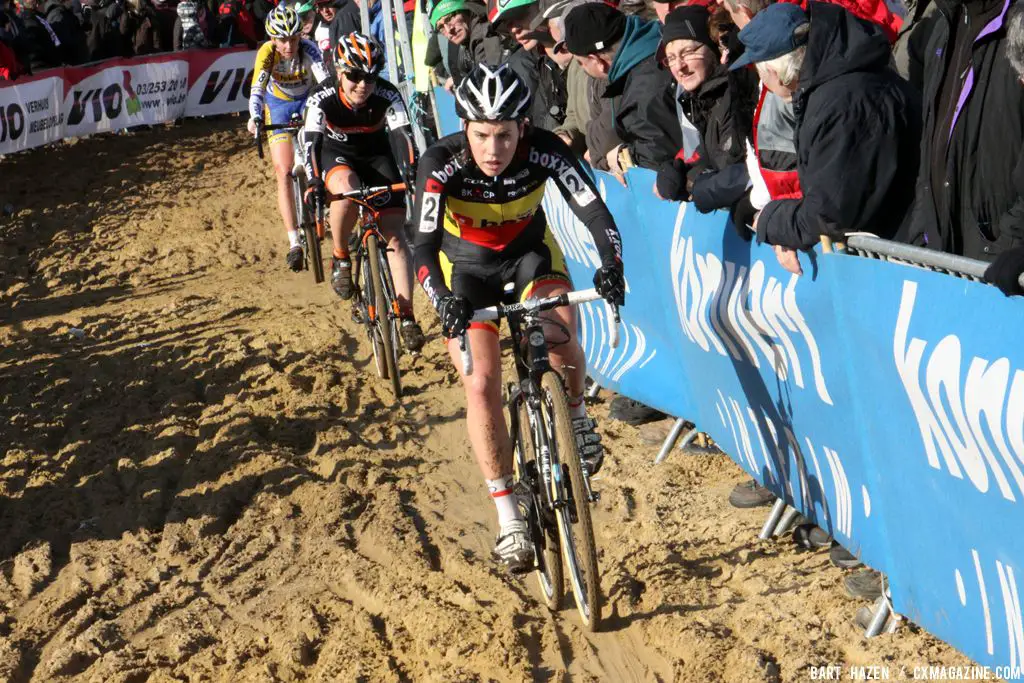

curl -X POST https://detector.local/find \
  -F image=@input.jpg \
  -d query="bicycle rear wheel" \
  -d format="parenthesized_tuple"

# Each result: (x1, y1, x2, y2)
(541, 371, 601, 631)
(515, 396, 563, 611)
(366, 233, 401, 402)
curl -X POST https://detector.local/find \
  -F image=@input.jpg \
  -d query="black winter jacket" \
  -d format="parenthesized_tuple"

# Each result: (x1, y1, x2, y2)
(902, 0, 1024, 260)
(17, 9, 61, 70)
(757, 2, 921, 249)
(603, 16, 680, 170)
(681, 64, 757, 212)
(44, 1, 88, 64)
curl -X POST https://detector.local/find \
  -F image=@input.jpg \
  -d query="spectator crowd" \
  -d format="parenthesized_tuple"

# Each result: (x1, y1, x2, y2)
(0, 0, 395, 78)
(423, 0, 1024, 626)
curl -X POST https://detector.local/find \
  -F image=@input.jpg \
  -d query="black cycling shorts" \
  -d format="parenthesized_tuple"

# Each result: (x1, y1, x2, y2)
(322, 145, 405, 211)
(441, 228, 571, 333)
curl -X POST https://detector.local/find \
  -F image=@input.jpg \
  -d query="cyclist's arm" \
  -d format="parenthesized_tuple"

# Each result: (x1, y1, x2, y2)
(382, 84, 419, 192)
(303, 88, 328, 183)
(412, 146, 452, 309)
(539, 128, 623, 267)
(248, 43, 274, 123)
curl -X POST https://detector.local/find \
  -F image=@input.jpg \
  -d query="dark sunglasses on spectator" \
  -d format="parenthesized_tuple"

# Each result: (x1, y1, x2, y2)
(345, 70, 377, 84)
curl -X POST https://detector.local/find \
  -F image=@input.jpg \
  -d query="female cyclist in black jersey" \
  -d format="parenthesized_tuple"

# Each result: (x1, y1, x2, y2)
(303, 32, 425, 351)
(411, 63, 625, 571)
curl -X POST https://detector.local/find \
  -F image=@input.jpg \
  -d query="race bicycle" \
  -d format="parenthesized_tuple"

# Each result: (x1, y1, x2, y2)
(317, 184, 408, 403)
(460, 289, 620, 632)
(254, 115, 325, 284)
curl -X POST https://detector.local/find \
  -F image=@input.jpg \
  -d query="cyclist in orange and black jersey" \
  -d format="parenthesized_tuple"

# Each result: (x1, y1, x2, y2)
(303, 32, 425, 351)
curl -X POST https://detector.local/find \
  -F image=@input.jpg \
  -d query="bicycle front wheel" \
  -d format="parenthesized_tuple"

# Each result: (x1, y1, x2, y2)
(295, 175, 324, 284)
(541, 371, 601, 631)
(515, 396, 563, 611)
(366, 233, 401, 402)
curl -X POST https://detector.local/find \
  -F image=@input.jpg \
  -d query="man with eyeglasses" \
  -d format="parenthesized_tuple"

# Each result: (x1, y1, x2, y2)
(303, 31, 427, 351)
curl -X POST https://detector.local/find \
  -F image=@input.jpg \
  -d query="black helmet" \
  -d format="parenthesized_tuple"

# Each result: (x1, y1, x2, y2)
(335, 32, 385, 75)
(454, 63, 533, 121)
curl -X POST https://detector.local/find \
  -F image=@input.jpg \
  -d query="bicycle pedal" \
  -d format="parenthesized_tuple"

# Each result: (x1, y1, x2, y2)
(588, 491, 601, 503)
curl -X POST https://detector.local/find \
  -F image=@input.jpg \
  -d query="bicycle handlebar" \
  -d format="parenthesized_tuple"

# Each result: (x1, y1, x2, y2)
(324, 183, 407, 202)
(459, 288, 620, 376)
(253, 120, 303, 160)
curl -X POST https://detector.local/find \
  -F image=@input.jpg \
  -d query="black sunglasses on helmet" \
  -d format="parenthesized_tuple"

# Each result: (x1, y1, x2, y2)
(344, 70, 377, 84)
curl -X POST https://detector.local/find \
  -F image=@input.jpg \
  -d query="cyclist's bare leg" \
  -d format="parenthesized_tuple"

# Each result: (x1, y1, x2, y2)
(270, 139, 297, 234)
(529, 281, 586, 399)
(325, 166, 361, 257)
(446, 329, 513, 480)
(380, 209, 414, 315)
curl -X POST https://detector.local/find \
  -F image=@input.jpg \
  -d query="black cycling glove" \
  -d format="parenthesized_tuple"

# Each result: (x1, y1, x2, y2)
(304, 178, 325, 214)
(729, 191, 756, 242)
(656, 158, 690, 202)
(984, 246, 1024, 296)
(438, 295, 473, 338)
(593, 262, 625, 307)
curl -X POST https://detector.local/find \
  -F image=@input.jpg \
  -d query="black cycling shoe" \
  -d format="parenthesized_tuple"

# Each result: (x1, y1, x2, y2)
(331, 257, 353, 300)
(400, 319, 425, 352)
(573, 416, 604, 475)
(286, 246, 304, 272)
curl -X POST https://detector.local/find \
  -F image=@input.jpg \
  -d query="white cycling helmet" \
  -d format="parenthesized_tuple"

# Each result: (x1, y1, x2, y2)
(265, 5, 302, 37)
(454, 63, 533, 121)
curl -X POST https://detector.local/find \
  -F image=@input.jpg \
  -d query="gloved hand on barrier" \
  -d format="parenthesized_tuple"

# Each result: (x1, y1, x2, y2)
(984, 246, 1024, 296)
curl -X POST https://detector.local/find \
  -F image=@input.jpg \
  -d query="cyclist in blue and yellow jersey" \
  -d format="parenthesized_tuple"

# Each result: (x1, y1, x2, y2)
(247, 4, 330, 272)
(411, 63, 625, 571)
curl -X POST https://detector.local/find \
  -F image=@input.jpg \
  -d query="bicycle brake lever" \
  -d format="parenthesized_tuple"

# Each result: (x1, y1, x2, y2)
(609, 303, 621, 349)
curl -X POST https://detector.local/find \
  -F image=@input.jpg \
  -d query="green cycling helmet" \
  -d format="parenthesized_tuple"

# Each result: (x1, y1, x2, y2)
(430, 0, 468, 26)
(487, 0, 536, 24)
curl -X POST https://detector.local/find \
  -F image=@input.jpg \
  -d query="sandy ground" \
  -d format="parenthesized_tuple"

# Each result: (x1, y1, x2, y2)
(0, 120, 978, 682)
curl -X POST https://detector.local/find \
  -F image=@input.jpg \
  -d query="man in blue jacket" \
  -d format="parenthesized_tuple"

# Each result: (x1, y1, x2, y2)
(563, 1, 680, 171)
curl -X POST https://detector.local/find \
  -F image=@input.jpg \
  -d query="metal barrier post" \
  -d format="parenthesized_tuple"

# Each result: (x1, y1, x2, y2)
(379, 0, 399, 86)
(391, 0, 428, 155)
(759, 498, 787, 539)
(864, 591, 893, 637)
(653, 420, 695, 465)
(773, 506, 801, 537)
(359, 0, 371, 36)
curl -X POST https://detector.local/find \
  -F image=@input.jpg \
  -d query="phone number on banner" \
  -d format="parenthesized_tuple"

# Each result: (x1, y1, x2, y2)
(134, 77, 188, 96)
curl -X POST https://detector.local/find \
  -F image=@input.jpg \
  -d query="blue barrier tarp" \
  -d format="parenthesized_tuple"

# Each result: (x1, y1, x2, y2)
(434, 88, 1024, 677)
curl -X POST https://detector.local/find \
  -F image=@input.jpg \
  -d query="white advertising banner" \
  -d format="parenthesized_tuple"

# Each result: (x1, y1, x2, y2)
(0, 75, 64, 155)
(62, 56, 189, 138)
(185, 49, 256, 118)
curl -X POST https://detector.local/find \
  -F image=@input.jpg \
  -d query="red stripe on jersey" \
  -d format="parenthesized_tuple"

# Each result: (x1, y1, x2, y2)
(451, 216, 533, 251)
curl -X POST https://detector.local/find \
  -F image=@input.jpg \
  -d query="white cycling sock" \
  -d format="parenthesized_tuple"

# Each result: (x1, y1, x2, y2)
(568, 395, 587, 420)
(487, 475, 521, 527)
(287, 230, 300, 249)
